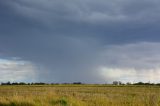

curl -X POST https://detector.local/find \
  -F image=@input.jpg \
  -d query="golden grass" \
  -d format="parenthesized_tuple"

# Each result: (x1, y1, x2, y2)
(0, 85, 159, 106)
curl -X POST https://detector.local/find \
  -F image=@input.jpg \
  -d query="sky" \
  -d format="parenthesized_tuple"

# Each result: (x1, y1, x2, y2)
(0, 0, 160, 83)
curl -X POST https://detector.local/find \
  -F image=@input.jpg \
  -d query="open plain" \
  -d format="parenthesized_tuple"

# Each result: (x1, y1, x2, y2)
(0, 85, 159, 106)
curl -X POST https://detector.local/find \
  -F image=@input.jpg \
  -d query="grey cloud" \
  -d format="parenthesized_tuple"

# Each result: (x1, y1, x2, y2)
(9, 0, 160, 23)
(102, 42, 160, 69)
(0, 0, 160, 83)
(0, 35, 104, 83)
(7, 0, 160, 43)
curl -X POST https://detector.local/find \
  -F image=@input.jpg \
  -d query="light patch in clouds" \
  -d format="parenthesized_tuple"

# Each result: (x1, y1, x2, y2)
(100, 67, 160, 83)
(0, 58, 37, 82)
(99, 42, 160, 83)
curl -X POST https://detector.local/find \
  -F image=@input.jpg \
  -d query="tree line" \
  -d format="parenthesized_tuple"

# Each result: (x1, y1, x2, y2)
(0, 81, 83, 85)
(112, 81, 160, 85)
(1, 81, 160, 85)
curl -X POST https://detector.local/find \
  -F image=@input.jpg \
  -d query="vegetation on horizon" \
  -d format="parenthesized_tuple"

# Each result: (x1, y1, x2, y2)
(1, 81, 160, 86)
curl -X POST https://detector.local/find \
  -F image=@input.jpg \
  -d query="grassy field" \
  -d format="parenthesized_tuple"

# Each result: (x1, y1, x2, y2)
(0, 85, 159, 106)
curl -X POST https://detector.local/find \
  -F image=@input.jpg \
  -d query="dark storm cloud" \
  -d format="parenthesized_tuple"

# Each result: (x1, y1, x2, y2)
(0, 0, 160, 83)
(1, 0, 160, 42)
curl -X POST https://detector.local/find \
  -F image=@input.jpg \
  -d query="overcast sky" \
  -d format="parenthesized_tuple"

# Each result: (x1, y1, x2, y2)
(0, 0, 160, 83)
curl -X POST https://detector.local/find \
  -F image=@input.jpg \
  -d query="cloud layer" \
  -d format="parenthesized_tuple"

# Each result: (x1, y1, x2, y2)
(0, 58, 37, 82)
(0, 0, 160, 83)
(99, 42, 160, 83)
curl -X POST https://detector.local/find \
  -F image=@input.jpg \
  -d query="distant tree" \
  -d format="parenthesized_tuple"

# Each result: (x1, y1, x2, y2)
(156, 83, 160, 86)
(12, 82, 19, 85)
(126, 82, 131, 85)
(31, 82, 46, 85)
(113, 81, 119, 85)
(19, 82, 26, 85)
(119, 81, 123, 85)
(133, 82, 144, 85)
(73, 82, 82, 84)
(112, 81, 124, 85)
(1, 81, 11, 85)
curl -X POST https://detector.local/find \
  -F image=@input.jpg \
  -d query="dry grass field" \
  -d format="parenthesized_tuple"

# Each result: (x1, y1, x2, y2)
(0, 85, 159, 106)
